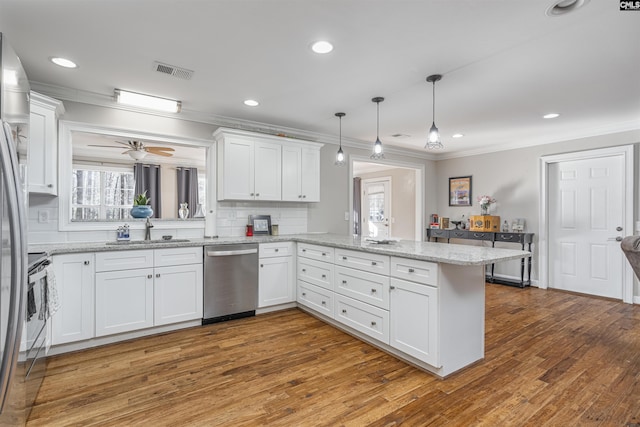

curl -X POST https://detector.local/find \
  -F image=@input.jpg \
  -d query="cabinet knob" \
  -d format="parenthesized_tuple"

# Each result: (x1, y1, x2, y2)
(302, 268, 306, 272)
(298, 195, 302, 198)
(274, 248, 279, 252)
(147, 274, 153, 279)
(47, 184, 53, 188)
(156, 273, 160, 278)
(408, 268, 415, 273)
(302, 195, 306, 199)
(302, 249, 306, 252)
(321, 301, 326, 305)
(342, 309, 347, 314)
(342, 280, 347, 284)
(302, 292, 306, 296)
(371, 261, 377, 266)
(342, 256, 347, 260)
(250, 193, 254, 196)
(371, 321, 377, 326)
(321, 274, 326, 278)
(371, 289, 376, 293)
(83, 261, 90, 265)
(390, 285, 395, 290)
(256, 193, 260, 197)
(322, 252, 326, 256)
(260, 264, 264, 268)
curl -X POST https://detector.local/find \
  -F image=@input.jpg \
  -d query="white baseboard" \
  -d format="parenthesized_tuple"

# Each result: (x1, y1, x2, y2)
(634, 295, 640, 305)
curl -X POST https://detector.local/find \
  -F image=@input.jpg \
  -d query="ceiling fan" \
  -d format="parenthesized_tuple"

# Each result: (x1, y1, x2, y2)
(88, 140, 175, 160)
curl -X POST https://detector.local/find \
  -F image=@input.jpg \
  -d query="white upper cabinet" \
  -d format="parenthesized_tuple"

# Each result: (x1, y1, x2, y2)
(214, 128, 322, 202)
(29, 92, 64, 195)
(282, 145, 320, 202)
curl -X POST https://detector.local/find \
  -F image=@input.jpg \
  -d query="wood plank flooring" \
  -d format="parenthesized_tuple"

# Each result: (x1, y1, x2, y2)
(28, 284, 640, 426)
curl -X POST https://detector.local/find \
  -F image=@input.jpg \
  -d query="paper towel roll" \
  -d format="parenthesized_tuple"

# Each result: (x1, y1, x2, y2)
(204, 208, 217, 237)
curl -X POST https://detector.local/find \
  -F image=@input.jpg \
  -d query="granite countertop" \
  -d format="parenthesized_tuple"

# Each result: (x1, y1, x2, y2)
(29, 233, 530, 266)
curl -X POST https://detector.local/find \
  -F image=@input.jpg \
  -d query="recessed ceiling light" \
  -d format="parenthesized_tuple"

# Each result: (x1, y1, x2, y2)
(545, 0, 590, 16)
(311, 41, 333, 54)
(543, 113, 560, 119)
(50, 57, 78, 68)
(452, 133, 464, 138)
(244, 99, 259, 107)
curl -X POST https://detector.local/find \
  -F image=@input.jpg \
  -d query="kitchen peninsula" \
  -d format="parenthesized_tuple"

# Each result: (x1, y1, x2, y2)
(31, 233, 529, 377)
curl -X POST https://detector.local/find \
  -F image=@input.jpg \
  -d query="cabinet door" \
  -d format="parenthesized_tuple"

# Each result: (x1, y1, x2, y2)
(259, 256, 295, 307)
(221, 137, 255, 200)
(300, 147, 320, 202)
(95, 268, 154, 337)
(154, 264, 203, 325)
(281, 145, 302, 201)
(52, 253, 95, 345)
(389, 278, 439, 367)
(29, 95, 62, 195)
(254, 140, 282, 200)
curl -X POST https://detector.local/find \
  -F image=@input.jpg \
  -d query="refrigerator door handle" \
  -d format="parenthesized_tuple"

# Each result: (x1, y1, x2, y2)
(0, 120, 26, 413)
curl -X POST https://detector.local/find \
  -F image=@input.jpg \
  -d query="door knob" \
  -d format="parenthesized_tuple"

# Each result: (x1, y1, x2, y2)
(616, 226, 623, 231)
(608, 236, 623, 241)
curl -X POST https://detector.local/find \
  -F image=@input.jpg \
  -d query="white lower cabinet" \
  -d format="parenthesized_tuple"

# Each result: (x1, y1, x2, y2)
(335, 294, 389, 343)
(297, 280, 334, 318)
(52, 253, 95, 345)
(154, 264, 203, 325)
(389, 277, 439, 367)
(258, 242, 295, 308)
(95, 268, 154, 337)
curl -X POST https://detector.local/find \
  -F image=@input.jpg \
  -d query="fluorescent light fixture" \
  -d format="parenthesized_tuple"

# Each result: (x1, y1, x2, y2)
(452, 133, 464, 138)
(3, 70, 17, 86)
(244, 99, 259, 107)
(311, 41, 333, 54)
(543, 113, 560, 119)
(115, 89, 181, 113)
(50, 57, 78, 68)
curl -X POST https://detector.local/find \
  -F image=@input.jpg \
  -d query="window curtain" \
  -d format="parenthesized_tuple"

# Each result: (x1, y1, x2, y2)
(133, 163, 162, 217)
(353, 177, 362, 236)
(176, 167, 198, 218)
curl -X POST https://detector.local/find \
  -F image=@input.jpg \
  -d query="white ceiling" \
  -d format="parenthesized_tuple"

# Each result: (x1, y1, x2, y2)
(1, 0, 639, 158)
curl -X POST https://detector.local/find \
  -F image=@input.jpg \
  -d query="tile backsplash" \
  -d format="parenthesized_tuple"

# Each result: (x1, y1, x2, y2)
(27, 194, 309, 244)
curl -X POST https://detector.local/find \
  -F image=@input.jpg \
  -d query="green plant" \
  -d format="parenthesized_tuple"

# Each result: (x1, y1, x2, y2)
(133, 191, 151, 206)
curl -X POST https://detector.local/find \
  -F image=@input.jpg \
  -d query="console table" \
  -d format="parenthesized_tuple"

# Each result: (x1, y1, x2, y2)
(426, 229, 534, 288)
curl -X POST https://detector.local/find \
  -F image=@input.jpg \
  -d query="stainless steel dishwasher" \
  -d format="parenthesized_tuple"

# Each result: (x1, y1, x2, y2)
(203, 243, 259, 324)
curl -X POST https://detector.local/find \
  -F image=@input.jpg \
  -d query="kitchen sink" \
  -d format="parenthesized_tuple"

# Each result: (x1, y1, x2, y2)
(106, 239, 190, 245)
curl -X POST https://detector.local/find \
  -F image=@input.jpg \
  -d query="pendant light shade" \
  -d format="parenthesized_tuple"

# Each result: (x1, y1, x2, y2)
(334, 112, 346, 166)
(425, 74, 444, 150)
(370, 97, 385, 160)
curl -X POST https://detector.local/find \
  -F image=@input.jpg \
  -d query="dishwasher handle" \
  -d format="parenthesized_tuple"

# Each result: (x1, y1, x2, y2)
(207, 248, 258, 257)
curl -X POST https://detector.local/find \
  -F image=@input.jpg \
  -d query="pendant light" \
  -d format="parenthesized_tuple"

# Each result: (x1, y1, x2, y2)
(334, 112, 346, 166)
(425, 74, 444, 150)
(370, 97, 385, 160)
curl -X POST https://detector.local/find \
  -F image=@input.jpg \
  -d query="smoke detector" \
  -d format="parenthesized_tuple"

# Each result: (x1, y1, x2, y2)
(152, 61, 194, 80)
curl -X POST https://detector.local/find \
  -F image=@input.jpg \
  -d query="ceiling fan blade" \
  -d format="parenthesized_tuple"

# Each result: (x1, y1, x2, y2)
(146, 146, 175, 153)
(148, 150, 174, 157)
(88, 145, 127, 149)
(114, 140, 137, 147)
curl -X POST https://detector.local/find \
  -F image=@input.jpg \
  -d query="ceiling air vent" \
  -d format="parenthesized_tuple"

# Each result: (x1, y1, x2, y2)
(152, 61, 194, 80)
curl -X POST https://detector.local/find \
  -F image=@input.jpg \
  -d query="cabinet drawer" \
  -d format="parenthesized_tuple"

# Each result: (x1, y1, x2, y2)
(95, 250, 154, 272)
(335, 266, 389, 310)
(335, 248, 390, 275)
(429, 229, 450, 238)
(390, 257, 438, 286)
(335, 294, 389, 344)
(297, 243, 334, 263)
(260, 242, 294, 258)
(154, 247, 203, 267)
(495, 233, 525, 243)
(448, 230, 468, 239)
(298, 258, 333, 290)
(466, 231, 494, 241)
(298, 281, 334, 318)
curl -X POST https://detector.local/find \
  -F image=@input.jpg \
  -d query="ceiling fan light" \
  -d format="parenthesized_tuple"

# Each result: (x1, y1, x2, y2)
(128, 150, 148, 160)
(115, 89, 181, 113)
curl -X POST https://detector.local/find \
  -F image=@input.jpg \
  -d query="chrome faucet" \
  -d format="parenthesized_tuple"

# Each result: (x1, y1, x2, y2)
(145, 217, 154, 240)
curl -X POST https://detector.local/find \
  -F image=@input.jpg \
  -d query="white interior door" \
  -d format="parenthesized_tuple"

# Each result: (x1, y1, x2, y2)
(362, 178, 391, 238)
(548, 154, 626, 299)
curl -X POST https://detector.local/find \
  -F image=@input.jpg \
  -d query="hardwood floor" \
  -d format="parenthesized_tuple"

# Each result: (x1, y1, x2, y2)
(29, 284, 640, 426)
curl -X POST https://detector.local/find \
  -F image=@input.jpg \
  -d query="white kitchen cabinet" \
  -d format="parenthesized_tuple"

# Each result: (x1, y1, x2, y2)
(95, 268, 154, 337)
(51, 253, 95, 345)
(389, 277, 439, 367)
(154, 263, 203, 325)
(216, 133, 281, 201)
(29, 92, 64, 195)
(282, 145, 321, 202)
(298, 281, 334, 318)
(335, 294, 389, 344)
(259, 242, 295, 308)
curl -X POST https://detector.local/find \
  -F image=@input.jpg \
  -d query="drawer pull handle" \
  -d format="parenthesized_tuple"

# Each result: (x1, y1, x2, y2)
(322, 252, 326, 256)
(302, 292, 306, 296)
(147, 274, 153, 279)
(408, 268, 415, 273)
(390, 285, 395, 290)
(84, 261, 90, 265)
(371, 261, 377, 266)
(302, 249, 306, 252)
(275, 248, 279, 252)
(321, 301, 326, 305)
(156, 273, 160, 278)
(371, 321, 377, 326)
(302, 268, 307, 272)
(474, 233, 483, 237)
(260, 264, 264, 268)
(256, 193, 260, 197)
(342, 256, 347, 260)
(371, 289, 377, 293)
(342, 309, 347, 314)
(321, 274, 326, 279)
(342, 280, 347, 284)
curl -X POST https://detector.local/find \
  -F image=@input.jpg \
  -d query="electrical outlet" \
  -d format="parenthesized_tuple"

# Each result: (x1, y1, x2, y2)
(344, 211, 350, 221)
(38, 210, 49, 224)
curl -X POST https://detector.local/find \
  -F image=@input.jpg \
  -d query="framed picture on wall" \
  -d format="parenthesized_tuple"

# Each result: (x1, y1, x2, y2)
(449, 176, 472, 206)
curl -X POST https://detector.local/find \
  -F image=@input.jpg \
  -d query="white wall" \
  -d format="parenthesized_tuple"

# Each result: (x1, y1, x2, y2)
(434, 129, 640, 296)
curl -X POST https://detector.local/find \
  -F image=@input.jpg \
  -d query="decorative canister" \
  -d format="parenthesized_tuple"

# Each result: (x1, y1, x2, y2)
(130, 205, 153, 218)
(179, 203, 189, 219)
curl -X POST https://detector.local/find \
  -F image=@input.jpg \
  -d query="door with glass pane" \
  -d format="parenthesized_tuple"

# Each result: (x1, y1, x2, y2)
(362, 178, 391, 238)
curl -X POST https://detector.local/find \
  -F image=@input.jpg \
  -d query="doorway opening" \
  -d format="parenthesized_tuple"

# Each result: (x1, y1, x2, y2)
(350, 156, 424, 241)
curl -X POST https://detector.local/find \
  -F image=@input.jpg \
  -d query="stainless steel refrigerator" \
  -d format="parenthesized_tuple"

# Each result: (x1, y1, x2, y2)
(0, 32, 30, 426)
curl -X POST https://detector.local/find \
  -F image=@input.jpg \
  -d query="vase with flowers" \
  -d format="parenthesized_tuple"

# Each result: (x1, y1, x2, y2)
(477, 195, 496, 216)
